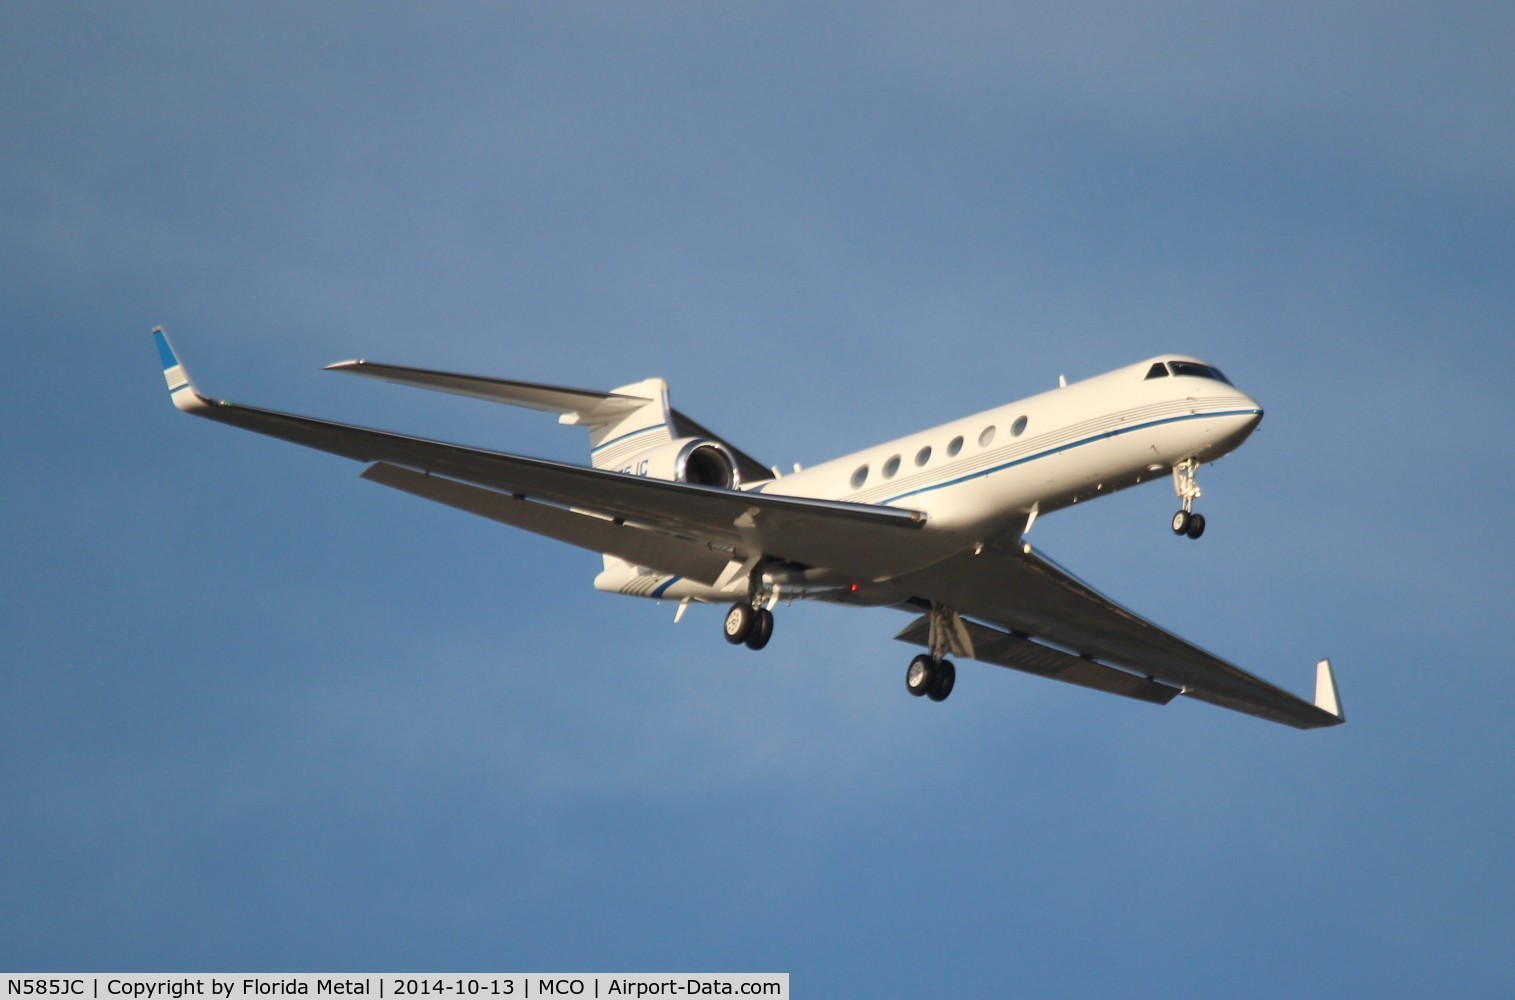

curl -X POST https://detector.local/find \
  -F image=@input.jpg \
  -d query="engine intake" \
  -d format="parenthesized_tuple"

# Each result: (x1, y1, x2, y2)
(616, 437, 741, 489)
(677, 439, 740, 488)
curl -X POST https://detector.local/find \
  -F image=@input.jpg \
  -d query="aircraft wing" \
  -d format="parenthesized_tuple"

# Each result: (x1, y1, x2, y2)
(154, 330, 926, 582)
(894, 545, 1344, 729)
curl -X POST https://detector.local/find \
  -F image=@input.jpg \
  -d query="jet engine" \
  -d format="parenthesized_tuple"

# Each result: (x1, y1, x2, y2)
(616, 437, 742, 489)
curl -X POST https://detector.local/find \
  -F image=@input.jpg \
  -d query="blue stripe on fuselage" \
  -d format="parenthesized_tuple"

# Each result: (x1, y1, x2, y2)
(879, 408, 1261, 506)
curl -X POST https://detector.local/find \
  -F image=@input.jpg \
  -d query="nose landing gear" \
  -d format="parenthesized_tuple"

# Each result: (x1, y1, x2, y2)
(1171, 458, 1207, 540)
(1171, 509, 1206, 539)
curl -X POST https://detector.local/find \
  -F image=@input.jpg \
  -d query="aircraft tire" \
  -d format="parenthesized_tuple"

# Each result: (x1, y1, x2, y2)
(744, 608, 774, 650)
(906, 654, 936, 697)
(723, 603, 754, 644)
(1185, 513, 1207, 540)
(928, 659, 956, 702)
(1171, 510, 1191, 536)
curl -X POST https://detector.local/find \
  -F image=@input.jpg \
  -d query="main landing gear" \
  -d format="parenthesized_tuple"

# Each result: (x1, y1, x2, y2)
(906, 654, 956, 702)
(1171, 457, 1207, 540)
(903, 604, 969, 703)
(723, 601, 774, 651)
(723, 593, 964, 703)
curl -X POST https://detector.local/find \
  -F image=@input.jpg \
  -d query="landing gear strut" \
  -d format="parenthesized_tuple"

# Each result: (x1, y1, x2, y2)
(1171, 458, 1207, 540)
(904, 605, 970, 703)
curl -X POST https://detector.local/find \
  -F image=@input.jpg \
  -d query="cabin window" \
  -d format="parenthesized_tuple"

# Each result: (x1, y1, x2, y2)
(915, 446, 932, 467)
(1145, 362, 1169, 379)
(851, 465, 869, 488)
(883, 455, 901, 478)
(1012, 415, 1028, 436)
(947, 435, 964, 456)
(978, 425, 996, 447)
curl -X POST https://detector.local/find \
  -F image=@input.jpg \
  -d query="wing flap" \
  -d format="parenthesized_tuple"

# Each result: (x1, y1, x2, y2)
(362, 462, 731, 584)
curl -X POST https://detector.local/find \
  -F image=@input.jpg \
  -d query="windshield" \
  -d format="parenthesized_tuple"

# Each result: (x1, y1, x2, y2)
(1166, 361, 1233, 385)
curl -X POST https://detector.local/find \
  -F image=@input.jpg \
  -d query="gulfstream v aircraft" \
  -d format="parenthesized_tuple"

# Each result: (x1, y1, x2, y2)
(153, 328, 1343, 729)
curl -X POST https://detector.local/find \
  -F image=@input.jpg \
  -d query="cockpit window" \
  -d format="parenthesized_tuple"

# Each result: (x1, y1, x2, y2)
(1167, 361, 1233, 385)
(1145, 362, 1169, 380)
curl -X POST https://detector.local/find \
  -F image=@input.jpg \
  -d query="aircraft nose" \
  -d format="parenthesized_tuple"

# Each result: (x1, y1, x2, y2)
(1232, 399, 1264, 446)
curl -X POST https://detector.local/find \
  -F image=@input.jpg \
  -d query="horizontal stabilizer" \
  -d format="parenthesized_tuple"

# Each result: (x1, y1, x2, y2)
(326, 360, 651, 421)
(328, 359, 773, 484)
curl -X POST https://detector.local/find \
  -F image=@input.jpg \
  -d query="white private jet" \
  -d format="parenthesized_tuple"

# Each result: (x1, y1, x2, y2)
(152, 328, 1343, 729)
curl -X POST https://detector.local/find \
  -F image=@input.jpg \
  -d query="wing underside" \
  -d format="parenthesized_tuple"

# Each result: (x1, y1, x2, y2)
(894, 545, 1343, 729)
(894, 614, 1184, 705)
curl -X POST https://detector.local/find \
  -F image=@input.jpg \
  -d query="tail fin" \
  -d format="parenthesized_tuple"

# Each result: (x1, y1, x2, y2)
(583, 377, 675, 470)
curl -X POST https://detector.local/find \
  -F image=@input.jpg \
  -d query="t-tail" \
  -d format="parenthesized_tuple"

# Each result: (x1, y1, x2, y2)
(324, 360, 751, 490)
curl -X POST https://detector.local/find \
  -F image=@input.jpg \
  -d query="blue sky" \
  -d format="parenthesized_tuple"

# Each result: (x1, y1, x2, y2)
(3, 3, 1512, 994)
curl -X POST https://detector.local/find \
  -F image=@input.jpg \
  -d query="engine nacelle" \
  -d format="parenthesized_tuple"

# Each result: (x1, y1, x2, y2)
(614, 437, 741, 489)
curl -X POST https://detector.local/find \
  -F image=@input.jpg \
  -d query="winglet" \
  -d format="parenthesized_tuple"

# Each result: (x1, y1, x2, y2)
(153, 326, 211, 413)
(1315, 658, 1344, 721)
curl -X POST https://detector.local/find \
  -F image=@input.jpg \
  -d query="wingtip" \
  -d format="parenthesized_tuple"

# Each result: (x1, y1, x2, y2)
(324, 359, 365, 371)
(152, 327, 210, 413)
(1315, 658, 1345, 722)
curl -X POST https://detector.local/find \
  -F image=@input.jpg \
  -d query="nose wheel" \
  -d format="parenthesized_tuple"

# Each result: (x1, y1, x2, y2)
(1171, 509, 1206, 539)
(1171, 458, 1207, 540)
